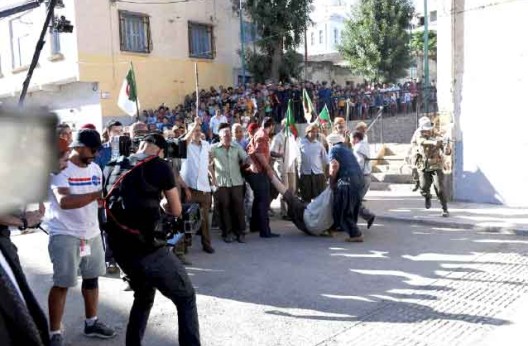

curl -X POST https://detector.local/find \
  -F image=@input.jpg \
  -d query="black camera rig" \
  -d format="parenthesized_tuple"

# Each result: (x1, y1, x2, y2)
(155, 203, 201, 248)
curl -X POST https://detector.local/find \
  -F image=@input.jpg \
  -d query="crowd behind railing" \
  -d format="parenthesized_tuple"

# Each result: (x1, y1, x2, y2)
(136, 80, 438, 141)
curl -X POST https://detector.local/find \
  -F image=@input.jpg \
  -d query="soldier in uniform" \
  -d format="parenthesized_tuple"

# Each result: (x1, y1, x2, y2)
(416, 121, 450, 217)
(409, 116, 433, 191)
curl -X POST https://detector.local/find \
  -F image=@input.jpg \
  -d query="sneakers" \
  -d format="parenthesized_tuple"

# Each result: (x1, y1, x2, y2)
(84, 319, 116, 339)
(106, 263, 120, 275)
(442, 210, 449, 217)
(50, 333, 64, 346)
(202, 244, 215, 254)
(345, 235, 364, 243)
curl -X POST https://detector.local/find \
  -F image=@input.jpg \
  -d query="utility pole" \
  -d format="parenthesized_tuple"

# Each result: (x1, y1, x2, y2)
(239, 0, 246, 89)
(304, 28, 308, 82)
(423, 0, 430, 115)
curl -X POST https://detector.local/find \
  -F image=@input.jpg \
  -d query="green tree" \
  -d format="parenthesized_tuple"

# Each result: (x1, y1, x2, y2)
(410, 30, 437, 60)
(235, 0, 312, 83)
(339, 0, 414, 82)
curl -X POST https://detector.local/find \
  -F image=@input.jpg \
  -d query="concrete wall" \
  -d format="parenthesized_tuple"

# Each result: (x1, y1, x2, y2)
(303, 60, 363, 85)
(74, 0, 242, 117)
(438, 0, 528, 207)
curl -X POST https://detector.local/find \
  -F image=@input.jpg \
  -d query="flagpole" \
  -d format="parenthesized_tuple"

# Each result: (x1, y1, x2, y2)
(130, 62, 140, 121)
(194, 62, 200, 118)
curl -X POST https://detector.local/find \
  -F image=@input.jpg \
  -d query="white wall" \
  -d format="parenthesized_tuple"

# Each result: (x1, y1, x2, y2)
(0, 82, 103, 132)
(0, 1, 80, 97)
(441, 0, 528, 206)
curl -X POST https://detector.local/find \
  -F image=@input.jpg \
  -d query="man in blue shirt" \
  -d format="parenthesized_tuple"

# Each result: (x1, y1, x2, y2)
(327, 133, 365, 242)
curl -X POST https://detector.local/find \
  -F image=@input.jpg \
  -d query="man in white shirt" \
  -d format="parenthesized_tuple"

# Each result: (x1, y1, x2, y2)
(270, 119, 297, 218)
(209, 109, 228, 142)
(182, 118, 215, 254)
(47, 129, 116, 346)
(298, 124, 328, 203)
(352, 131, 376, 229)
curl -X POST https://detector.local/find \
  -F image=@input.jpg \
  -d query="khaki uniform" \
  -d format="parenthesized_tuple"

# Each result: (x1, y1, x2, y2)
(416, 132, 448, 211)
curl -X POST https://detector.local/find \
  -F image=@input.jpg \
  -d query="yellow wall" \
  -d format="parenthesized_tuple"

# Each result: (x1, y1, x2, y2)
(78, 53, 234, 117)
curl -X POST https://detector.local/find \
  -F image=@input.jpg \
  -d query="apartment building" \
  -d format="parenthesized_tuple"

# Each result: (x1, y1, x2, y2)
(0, 0, 242, 129)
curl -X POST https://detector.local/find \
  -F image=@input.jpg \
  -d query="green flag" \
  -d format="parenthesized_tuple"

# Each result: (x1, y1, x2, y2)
(285, 99, 298, 137)
(318, 104, 332, 126)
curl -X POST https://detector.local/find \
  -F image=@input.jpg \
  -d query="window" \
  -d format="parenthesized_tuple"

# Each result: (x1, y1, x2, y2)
(50, 27, 61, 55)
(310, 32, 314, 46)
(188, 22, 214, 59)
(10, 15, 33, 69)
(430, 10, 437, 22)
(319, 30, 323, 44)
(334, 29, 338, 44)
(119, 11, 151, 53)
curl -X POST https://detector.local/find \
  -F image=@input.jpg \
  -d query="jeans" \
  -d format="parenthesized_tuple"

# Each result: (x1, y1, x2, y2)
(110, 242, 201, 346)
(246, 172, 271, 236)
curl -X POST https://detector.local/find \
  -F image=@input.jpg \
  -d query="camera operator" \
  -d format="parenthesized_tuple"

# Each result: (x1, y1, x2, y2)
(103, 133, 201, 346)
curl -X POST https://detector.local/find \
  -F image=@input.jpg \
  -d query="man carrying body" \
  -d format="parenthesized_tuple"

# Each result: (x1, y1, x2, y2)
(211, 128, 250, 243)
(327, 134, 365, 242)
(246, 117, 280, 238)
(47, 129, 116, 346)
(104, 134, 200, 346)
(298, 124, 328, 203)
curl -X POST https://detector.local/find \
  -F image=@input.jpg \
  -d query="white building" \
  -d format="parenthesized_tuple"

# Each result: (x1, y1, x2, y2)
(302, 0, 357, 58)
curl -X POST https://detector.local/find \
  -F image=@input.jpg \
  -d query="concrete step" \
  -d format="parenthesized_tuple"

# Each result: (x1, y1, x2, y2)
(370, 182, 416, 191)
(372, 173, 414, 184)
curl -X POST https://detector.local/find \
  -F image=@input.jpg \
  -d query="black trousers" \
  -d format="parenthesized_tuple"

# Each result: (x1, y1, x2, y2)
(216, 186, 245, 238)
(109, 242, 201, 346)
(419, 169, 448, 210)
(246, 172, 272, 236)
(333, 177, 363, 237)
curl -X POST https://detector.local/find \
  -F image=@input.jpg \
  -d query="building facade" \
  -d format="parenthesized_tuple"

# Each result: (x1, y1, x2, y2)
(436, 0, 528, 207)
(0, 0, 242, 129)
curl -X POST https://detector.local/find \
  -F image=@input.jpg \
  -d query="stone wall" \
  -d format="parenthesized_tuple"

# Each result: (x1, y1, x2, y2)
(302, 61, 364, 85)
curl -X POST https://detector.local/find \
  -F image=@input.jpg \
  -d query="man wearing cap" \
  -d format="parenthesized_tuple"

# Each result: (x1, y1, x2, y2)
(416, 122, 450, 217)
(298, 123, 328, 203)
(246, 117, 281, 238)
(409, 116, 432, 191)
(103, 133, 200, 346)
(327, 133, 365, 242)
(47, 129, 116, 346)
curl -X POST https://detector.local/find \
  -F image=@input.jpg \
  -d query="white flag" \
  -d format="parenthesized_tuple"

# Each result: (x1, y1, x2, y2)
(284, 133, 299, 173)
(117, 68, 140, 117)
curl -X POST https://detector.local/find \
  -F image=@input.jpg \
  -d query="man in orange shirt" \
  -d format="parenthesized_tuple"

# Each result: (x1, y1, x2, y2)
(246, 117, 280, 238)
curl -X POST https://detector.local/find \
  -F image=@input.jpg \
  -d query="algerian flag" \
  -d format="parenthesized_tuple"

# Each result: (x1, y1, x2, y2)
(318, 104, 332, 126)
(118, 67, 140, 117)
(285, 99, 298, 138)
(302, 89, 315, 123)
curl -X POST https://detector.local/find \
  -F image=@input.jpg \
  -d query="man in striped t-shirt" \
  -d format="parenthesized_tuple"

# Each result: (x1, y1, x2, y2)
(46, 129, 116, 346)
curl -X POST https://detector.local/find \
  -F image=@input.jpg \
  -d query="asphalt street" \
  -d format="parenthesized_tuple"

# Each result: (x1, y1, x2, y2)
(11, 217, 528, 346)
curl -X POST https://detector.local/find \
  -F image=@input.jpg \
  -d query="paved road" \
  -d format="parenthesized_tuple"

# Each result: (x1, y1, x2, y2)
(11, 217, 528, 346)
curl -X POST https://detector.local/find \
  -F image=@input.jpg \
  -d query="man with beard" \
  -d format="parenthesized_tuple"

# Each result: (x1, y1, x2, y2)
(47, 129, 116, 346)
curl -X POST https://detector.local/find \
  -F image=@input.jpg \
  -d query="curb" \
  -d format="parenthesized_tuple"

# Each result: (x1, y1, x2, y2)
(376, 214, 528, 236)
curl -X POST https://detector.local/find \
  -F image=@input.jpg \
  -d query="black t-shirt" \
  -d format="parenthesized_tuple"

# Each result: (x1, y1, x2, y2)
(107, 156, 176, 255)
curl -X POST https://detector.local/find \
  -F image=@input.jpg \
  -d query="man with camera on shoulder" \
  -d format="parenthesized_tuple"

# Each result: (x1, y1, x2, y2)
(103, 133, 200, 346)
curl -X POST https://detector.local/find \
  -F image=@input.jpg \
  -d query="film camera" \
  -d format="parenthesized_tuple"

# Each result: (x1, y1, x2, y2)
(155, 203, 202, 248)
(116, 135, 187, 159)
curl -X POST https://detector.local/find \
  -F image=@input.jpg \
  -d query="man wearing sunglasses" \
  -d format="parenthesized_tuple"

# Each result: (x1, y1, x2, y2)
(46, 129, 116, 346)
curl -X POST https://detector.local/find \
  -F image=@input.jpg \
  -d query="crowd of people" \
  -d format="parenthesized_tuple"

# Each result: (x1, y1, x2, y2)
(136, 79, 435, 142)
(0, 78, 447, 346)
